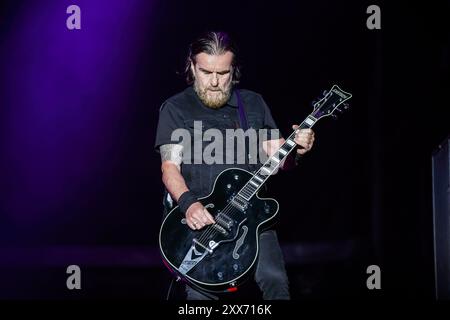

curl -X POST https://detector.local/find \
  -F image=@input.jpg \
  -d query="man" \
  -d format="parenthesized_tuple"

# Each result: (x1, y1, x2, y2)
(155, 31, 315, 300)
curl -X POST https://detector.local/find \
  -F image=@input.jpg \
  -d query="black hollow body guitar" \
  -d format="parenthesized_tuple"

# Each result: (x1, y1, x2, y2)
(159, 85, 352, 293)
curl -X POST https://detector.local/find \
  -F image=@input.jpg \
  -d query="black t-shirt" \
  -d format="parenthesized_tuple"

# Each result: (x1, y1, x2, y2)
(155, 86, 280, 197)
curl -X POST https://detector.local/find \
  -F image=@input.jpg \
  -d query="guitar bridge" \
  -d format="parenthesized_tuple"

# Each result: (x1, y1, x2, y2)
(193, 238, 213, 254)
(212, 223, 228, 235)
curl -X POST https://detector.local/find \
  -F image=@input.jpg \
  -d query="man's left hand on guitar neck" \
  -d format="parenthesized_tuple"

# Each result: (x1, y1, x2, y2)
(292, 125, 315, 155)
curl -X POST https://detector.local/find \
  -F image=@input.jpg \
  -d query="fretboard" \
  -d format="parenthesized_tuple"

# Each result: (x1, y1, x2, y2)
(237, 114, 318, 201)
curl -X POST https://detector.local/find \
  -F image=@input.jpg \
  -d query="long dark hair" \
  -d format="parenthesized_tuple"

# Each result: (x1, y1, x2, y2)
(184, 31, 241, 84)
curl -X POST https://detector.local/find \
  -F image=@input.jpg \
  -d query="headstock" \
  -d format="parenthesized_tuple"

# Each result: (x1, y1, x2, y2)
(311, 85, 352, 120)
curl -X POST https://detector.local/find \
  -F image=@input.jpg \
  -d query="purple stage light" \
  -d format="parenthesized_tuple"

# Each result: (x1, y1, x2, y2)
(1, 1, 153, 229)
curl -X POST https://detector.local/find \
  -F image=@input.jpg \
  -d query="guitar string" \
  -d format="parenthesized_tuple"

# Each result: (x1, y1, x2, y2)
(195, 128, 306, 246)
(197, 197, 239, 245)
(196, 171, 265, 244)
(185, 90, 351, 274)
(194, 97, 341, 246)
(196, 131, 300, 246)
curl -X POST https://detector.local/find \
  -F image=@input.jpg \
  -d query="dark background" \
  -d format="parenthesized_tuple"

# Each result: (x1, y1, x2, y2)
(0, 0, 448, 300)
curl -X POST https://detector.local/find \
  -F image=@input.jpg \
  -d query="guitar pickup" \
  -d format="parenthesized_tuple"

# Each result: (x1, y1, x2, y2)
(216, 213, 234, 230)
(212, 223, 228, 236)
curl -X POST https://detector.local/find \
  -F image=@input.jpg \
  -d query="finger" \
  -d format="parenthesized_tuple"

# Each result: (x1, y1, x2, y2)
(299, 128, 313, 134)
(193, 218, 205, 229)
(186, 220, 197, 230)
(192, 211, 206, 225)
(185, 211, 196, 230)
(297, 148, 308, 155)
(294, 137, 308, 149)
(299, 135, 314, 146)
(203, 209, 216, 224)
(297, 131, 314, 139)
(294, 139, 312, 150)
(292, 124, 299, 130)
(295, 133, 310, 142)
(198, 211, 209, 224)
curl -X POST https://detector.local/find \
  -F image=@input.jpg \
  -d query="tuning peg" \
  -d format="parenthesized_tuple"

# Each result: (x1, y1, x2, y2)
(331, 114, 339, 120)
(311, 100, 318, 106)
(322, 90, 328, 96)
(342, 103, 350, 110)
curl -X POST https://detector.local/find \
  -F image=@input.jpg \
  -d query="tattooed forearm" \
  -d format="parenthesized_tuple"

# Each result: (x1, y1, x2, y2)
(160, 144, 183, 169)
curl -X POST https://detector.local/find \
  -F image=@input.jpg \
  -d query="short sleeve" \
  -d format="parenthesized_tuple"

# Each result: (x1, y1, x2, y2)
(154, 101, 185, 152)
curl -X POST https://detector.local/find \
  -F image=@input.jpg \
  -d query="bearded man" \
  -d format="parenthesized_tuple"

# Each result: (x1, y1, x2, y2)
(155, 31, 315, 300)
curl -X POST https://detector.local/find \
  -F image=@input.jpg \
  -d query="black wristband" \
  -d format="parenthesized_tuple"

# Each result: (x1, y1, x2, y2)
(177, 191, 198, 213)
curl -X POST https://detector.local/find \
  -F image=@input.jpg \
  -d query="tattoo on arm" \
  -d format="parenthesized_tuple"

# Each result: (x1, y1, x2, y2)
(160, 144, 183, 168)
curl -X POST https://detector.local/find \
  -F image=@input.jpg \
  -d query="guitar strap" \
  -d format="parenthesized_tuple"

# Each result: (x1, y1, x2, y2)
(235, 88, 248, 131)
(235, 89, 258, 172)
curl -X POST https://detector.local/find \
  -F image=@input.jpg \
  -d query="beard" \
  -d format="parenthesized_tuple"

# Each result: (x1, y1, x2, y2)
(194, 81, 232, 109)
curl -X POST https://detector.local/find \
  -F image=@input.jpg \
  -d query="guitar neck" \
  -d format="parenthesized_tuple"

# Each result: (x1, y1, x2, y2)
(235, 84, 352, 202)
(236, 114, 318, 201)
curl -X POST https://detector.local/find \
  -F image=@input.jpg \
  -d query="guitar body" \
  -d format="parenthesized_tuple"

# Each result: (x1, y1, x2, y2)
(159, 168, 279, 293)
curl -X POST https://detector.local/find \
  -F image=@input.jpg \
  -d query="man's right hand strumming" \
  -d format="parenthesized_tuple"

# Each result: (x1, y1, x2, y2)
(185, 202, 215, 230)
(159, 144, 215, 230)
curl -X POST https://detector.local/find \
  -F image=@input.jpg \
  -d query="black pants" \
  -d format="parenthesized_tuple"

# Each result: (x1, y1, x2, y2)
(185, 229, 290, 300)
